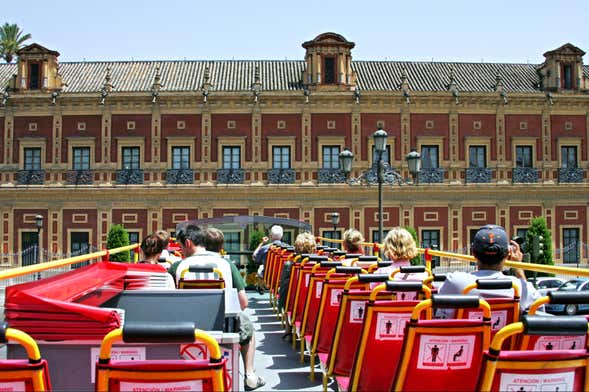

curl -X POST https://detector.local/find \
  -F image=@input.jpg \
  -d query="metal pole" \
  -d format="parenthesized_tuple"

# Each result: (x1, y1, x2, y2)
(36, 226, 42, 280)
(378, 154, 384, 253)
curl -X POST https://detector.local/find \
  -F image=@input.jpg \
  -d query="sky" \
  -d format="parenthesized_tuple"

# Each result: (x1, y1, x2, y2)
(2, 0, 588, 64)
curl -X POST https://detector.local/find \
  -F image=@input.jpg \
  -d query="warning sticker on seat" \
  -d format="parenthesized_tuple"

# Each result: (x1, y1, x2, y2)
(0, 381, 26, 392)
(467, 310, 508, 331)
(90, 346, 145, 383)
(533, 335, 586, 351)
(119, 380, 202, 391)
(316, 281, 323, 298)
(375, 313, 411, 340)
(330, 289, 343, 306)
(416, 335, 475, 370)
(349, 301, 366, 323)
(499, 371, 574, 391)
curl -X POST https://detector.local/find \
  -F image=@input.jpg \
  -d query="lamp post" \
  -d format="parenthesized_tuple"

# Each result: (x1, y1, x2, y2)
(330, 212, 340, 246)
(406, 148, 422, 184)
(35, 214, 43, 280)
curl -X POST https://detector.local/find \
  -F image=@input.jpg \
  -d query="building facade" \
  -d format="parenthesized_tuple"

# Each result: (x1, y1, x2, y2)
(0, 33, 588, 266)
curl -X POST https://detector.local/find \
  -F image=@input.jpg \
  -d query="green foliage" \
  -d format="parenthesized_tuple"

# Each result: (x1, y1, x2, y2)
(0, 23, 32, 63)
(405, 226, 422, 265)
(247, 229, 266, 274)
(525, 217, 553, 277)
(106, 224, 130, 262)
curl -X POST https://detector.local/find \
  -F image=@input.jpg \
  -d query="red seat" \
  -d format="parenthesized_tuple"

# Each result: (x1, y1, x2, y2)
(346, 281, 432, 392)
(95, 322, 227, 392)
(178, 265, 225, 290)
(392, 295, 492, 392)
(0, 325, 51, 391)
(479, 315, 589, 391)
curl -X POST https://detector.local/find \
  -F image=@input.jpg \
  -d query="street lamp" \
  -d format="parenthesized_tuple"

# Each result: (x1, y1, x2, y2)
(35, 214, 43, 280)
(406, 148, 422, 184)
(330, 212, 340, 245)
(373, 127, 388, 246)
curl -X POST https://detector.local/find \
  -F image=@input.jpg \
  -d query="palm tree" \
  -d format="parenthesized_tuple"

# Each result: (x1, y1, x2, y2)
(0, 23, 32, 63)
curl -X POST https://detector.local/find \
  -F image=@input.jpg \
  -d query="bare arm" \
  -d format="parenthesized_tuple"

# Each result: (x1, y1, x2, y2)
(238, 289, 249, 310)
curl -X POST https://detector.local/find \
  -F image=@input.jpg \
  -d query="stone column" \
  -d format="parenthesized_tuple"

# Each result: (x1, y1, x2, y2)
(495, 106, 507, 182)
(201, 107, 211, 183)
(449, 109, 459, 182)
(252, 106, 262, 182)
(101, 107, 112, 183)
(541, 105, 553, 183)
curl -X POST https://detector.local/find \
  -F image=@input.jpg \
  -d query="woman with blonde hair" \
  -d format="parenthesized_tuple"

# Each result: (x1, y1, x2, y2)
(342, 228, 365, 254)
(376, 227, 426, 282)
(294, 231, 316, 254)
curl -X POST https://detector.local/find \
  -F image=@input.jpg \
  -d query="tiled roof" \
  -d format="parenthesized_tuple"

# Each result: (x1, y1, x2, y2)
(0, 60, 587, 94)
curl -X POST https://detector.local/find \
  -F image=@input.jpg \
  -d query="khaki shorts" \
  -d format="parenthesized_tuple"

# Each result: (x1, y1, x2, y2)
(239, 312, 254, 346)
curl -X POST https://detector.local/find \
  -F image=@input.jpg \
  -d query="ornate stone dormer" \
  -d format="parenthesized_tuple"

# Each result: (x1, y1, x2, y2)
(14, 43, 63, 93)
(302, 32, 356, 90)
(537, 43, 586, 92)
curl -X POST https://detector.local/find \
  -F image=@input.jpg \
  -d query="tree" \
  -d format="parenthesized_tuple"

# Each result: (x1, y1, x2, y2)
(405, 226, 422, 266)
(0, 23, 32, 63)
(106, 224, 130, 262)
(525, 217, 553, 277)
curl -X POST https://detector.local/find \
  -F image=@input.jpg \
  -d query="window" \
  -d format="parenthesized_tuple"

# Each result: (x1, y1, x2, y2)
(223, 146, 241, 169)
(21, 231, 39, 267)
(322, 146, 340, 169)
(422, 145, 439, 169)
(272, 146, 291, 169)
(372, 229, 391, 245)
(563, 64, 573, 89)
(72, 147, 90, 170)
(128, 232, 140, 261)
(28, 63, 40, 90)
(24, 147, 41, 170)
(70, 232, 90, 256)
(122, 147, 140, 169)
(324, 57, 336, 84)
(516, 228, 529, 253)
(282, 231, 293, 246)
(323, 230, 341, 247)
(223, 231, 242, 265)
(515, 146, 533, 168)
(371, 145, 391, 166)
(561, 146, 577, 168)
(563, 228, 579, 264)
(469, 146, 486, 168)
(172, 146, 190, 169)
(421, 229, 440, 267)
(469, 229, 479, 249)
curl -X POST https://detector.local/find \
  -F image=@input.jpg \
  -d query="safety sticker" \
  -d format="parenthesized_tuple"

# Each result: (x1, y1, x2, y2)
(305, 274, 310, 287)
(0, 381, 26, 392)
(90, 346, 145, 383)
(119, 380, 202, 391)
(534, 335, 586, 351)
(499, 371, 574, 391)
(393, 291, 418, 301)
(330, 289, 344, 306)
(349, 300, 366, 323)
(417, 335, 475, 370)
(375, 313, 411, 340)
(180, 342, 209, 360)
(316, 281, 323, 298)
(468, 310, 508, 331)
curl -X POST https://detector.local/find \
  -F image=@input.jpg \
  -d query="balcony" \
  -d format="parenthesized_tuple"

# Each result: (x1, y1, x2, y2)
(418, 168, 445, 184)
(558, 167, 585, 183)
(217, 168, 245, 184)
(318, 168, 346, 184)
(116, 169, 144, 184)
(66, 170, 94, 185)
(512, 167, 539, 184)
(268, 168, 296, 184)
(166, 169, 194, 184)
(16, 170, 45, 185)
(465, 167, 492, 184)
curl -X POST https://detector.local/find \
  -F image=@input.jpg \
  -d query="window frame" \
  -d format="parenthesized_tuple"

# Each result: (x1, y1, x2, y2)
(515, 145, 533, 168)
(421, 145, 440, 169)
(322, 145, 341, 169)
(562, 227, 580, 264)
(72, 147, 91, 170)
(121, 146, 141, 170)
(171, 146, 191, 170)
(272, 145, 291, 169)
(23, 147, 42, 170)
(222, 146, 242, 170)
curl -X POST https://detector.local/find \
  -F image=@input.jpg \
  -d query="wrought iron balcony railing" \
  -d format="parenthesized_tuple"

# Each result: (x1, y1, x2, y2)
(465, 167, 493, 183)
(116, 169, 144, 184)
(166, 169, 194, 184)
(16, 170, 45, 185)
(558, 167, 585, 183)
(318, 168, 346, 184)
(268, 168, 296, 184)
(418, 168, 445, 184)
(512, 167, 539, 184)
(66, 170, 94, 185)
(217, 168, 245, 184)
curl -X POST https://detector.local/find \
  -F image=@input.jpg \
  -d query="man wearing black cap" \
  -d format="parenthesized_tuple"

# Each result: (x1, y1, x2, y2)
(437, 224, 541, 318)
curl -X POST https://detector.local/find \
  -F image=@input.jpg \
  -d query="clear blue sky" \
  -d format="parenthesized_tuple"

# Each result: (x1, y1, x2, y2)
(3, 0, 588, 64)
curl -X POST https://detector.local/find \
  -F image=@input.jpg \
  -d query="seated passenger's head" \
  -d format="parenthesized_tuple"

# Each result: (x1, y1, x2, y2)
(294, 232, 316, 254)
(382, 227, 418, 261)
(141, 232, 167, 261)
(270, 225, 284, 241)
(472, 225, 509, 267)
(176, 223, 206, 256)
(156, 230, 171, 243)
(205, 227, 224, 253)
(343, 228, 364, 253)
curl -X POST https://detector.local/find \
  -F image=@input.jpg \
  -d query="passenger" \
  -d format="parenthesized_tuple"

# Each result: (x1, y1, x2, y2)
(156, 229, 181, 267)
(375, 227, 428, 280)
(204, 227, 266, 391)
(252, 225, 288, 294)
(437, 224, 541, 318)
(138, 232, 167, 264)
(342, 228, 365, 254)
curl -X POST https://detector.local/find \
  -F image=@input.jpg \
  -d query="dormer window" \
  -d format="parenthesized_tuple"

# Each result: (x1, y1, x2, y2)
(324, 56, 336, 84)
(302, 32, 356, 90)
(562, 63, 574, 89)
(28, 62, 41, 90)
(538, 43, 585, 92)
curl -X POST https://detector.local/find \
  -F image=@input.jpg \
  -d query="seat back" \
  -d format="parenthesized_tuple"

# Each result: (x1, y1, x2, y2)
(284, 255, 306, 318)
(292, 256, 329, 325)
(95, 322, 226, 392)
(479, 316, 589, 392)
(262, 245, 279, 284)
(392, 295, 491, 392)
(348, 281, 432, 392)
(0, 324, 51, 391)
(270, 248, 293, 298)
(518, 291, 589, 350)
(178, 265, 225, 289)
